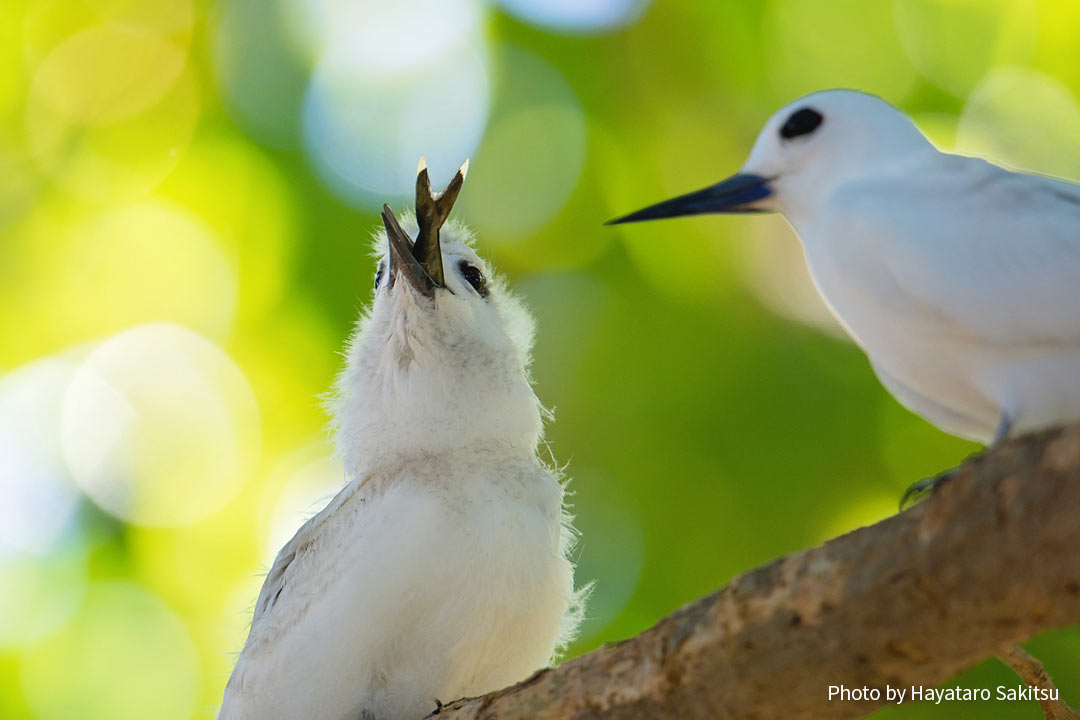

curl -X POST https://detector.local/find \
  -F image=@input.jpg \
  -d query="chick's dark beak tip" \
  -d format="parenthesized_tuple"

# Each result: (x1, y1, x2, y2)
(380, 159, 470, 296)
(382, 203, 433, 296)
(411, 157, 470, 290)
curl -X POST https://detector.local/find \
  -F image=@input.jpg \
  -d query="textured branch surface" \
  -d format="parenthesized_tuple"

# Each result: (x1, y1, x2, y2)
(438, 424, 1080, 720)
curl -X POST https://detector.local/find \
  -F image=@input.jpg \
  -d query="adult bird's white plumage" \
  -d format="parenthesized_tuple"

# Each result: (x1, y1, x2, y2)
(219, 160, 582, 720)
(611, 89, 1080, 447)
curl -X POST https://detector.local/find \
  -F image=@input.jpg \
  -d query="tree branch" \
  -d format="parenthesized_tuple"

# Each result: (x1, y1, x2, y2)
(438, 423, 1080, 720)
(997, 645, 1080, 720)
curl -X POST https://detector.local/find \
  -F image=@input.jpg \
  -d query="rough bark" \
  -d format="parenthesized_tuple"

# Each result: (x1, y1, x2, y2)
(438, 423, 1080, 720)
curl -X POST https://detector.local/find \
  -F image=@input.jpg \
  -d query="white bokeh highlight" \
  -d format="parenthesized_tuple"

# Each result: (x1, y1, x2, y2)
(0, 357, 83, 555)
(493, 0, 649, 32)
(957, 67, 1080, 179)
(60, 324, 260, 527)
(300, 0, 491, 204)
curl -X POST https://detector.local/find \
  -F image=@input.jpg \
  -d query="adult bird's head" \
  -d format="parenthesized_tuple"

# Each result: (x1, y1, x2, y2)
(333, 158, 543, 476)
(607, 90, 933, 226)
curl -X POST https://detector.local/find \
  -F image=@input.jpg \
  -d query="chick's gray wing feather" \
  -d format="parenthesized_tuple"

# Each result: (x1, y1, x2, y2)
(250, 474, 368, 627)
(837, 154, 1080, 347)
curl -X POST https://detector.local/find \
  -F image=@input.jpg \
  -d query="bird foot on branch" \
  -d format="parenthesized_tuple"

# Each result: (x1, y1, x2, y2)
(997, 644, 1080, 720)
(899, 467, 958, 510)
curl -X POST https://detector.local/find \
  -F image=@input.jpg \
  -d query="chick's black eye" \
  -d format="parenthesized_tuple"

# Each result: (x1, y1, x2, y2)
(779, 107, 823, 140)
(458, 261, 488, 297)
(375, 262, 385, 289)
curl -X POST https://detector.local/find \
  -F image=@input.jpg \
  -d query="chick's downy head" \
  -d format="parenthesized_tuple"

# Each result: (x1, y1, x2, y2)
(333, 159, 543, 475)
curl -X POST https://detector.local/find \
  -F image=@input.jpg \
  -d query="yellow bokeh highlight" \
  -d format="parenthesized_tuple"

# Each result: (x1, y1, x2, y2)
(764, 0, 917, 102)
(1031, 0, 1080, 90)
(27, 67, 200, 202)
(159, 134, 297, 321)
(957, 66, 1080, 178)
(32, 25, 185, 123)
(0, 1, 28, 120)
(893, 0, 1038, 98)
(22, 0, 194, 67)
(19, 582, 199, 720)
(0, 545, 85, 649)
(464, 104, 586, 238)
(130, 513, 265, 712)
(2, 201, 237, 359)
(462, 47, 586, 241)
(60, 324, 260, 527)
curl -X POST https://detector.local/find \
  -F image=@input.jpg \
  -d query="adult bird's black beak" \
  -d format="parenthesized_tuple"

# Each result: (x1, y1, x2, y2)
(605, 173, 775, 225)
(381, 157, 469, 297)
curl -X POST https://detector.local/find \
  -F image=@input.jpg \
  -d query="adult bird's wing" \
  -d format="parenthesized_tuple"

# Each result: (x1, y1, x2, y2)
(835, 153, 1080, 348)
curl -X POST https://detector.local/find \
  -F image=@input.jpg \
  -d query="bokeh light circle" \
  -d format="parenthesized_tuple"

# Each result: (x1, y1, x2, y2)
(27, 68, 199, 202)
(296, 0, 485, 74)
(0, 199, 238, 360)
(60, 324, 260, 527)
(0, 543, 86, 649)
(19, 582, 199, 720)
(22, 0, 195, 68)
(0, 2, 26, 121)
(763, 0, 916, 102)
(0, 357, 82, 555)
(462, 47, 586, 239)
(65, 199, 236, 341)
(47, 202, 238, 344)
(31, 24, 185, 123)
(213, 0, 310, 148)
(301, 0, 491, 204)
(492, 0, 650, 32)
(957, 67, 1080, 179)
(893, 0, 1037, 98)
(156, 136, 297, 321)
(0, 356, 88, 649)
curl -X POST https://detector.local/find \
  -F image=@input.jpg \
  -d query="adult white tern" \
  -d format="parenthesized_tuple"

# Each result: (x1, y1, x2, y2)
(611, 89, 1080, 469)
(219, 160, 582, 720)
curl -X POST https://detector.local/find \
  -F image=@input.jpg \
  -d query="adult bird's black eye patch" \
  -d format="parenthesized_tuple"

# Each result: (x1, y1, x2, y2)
(779, 107, 823, 139)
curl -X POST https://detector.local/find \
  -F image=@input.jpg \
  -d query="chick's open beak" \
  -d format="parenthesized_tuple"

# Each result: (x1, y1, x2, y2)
(382, 206, 436, 296)
(380, 157, 469, 297)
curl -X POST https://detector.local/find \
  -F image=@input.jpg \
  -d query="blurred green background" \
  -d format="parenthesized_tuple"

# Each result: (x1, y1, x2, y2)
(1, 0, 1078, 718)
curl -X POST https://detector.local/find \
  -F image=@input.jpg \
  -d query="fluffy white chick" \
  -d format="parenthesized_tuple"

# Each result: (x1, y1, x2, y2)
(220, 160, 581, 720)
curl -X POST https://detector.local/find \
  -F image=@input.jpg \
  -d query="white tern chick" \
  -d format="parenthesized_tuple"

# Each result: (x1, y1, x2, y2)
(611, 90, 1080, 453)
(220, 160, 581, 720)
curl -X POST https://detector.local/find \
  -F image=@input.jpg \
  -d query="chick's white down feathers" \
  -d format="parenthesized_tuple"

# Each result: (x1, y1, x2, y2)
(220, 218, 583, 720)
